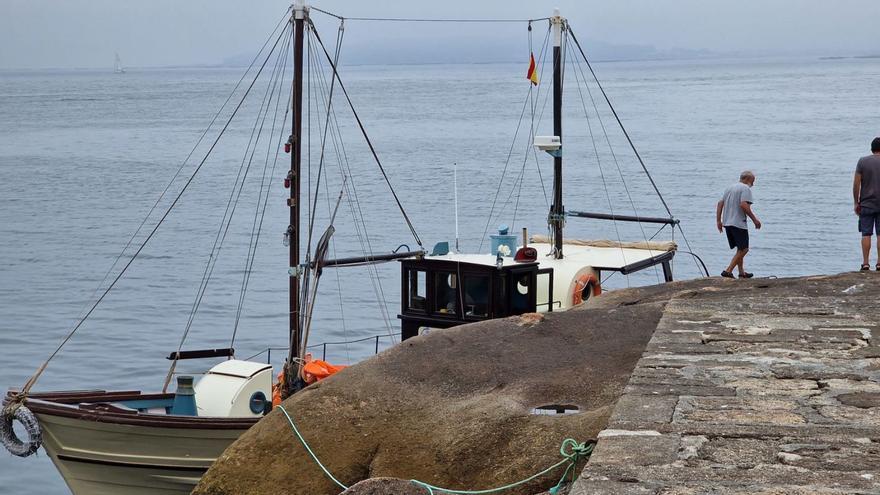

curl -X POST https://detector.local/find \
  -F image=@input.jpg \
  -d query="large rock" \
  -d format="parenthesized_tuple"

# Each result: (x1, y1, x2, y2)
(194, 284, 673, 495)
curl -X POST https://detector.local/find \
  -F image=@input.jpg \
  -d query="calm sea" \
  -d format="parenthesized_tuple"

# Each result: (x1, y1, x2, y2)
(1, 56, 878, 492)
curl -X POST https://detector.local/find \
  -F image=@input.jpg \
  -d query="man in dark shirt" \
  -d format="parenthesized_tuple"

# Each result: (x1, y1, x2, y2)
(853, 137, 880, 270)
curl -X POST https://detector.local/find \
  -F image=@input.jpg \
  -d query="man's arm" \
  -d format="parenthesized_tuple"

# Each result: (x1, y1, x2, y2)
(740, 201, 761, 229)
(716, 200, 724, 233)
(854, 172, 862, 215)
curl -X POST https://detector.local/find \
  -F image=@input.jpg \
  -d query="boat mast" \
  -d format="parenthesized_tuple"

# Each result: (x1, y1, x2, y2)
(550, 9, 565, 259)
(284, 0, 307, 399)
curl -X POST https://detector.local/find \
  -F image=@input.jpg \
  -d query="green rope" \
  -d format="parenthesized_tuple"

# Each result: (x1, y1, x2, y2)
(410, 439, 593, 495)
(278, 405, 350, 490)
(279, 405, 593, 495)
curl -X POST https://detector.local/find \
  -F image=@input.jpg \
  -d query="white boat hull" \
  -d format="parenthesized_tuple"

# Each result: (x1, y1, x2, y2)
(8, 390, 257, 495)
(38, 412, 246, 494)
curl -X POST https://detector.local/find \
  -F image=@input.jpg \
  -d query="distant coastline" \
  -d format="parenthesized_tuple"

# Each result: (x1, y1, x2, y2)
(3, 52, 880, 72)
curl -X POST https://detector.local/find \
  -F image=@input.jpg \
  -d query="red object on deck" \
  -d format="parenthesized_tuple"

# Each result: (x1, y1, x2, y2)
(284, 142, 291, 153)
(514, 247, 538, 262)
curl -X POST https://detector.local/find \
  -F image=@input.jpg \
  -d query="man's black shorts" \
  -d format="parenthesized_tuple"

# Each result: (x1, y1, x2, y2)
(859, 207, 880, 236)
(725, 226, 749, 250)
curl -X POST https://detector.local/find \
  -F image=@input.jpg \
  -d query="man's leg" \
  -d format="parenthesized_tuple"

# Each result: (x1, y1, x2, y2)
(862, 235, 871, 267)
(725, 248, 746, 274)
(875, 214, 880, 268)
(736, 248, 749, 275)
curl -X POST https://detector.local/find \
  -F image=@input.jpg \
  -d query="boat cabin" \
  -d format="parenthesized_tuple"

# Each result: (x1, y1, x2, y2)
(398, 233, 676, 340)
(399, 255, 553, 340)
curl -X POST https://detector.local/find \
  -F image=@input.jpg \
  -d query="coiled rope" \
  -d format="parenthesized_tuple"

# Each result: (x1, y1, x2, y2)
(278, 405, 593, 495)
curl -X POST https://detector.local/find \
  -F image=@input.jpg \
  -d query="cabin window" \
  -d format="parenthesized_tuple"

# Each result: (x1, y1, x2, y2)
(535, 270, 555, 311)
(407, 269, 426, 312)
(463, 275, 490, 318)
(510, 272, 534, 314)
(433, 272, 458, 316)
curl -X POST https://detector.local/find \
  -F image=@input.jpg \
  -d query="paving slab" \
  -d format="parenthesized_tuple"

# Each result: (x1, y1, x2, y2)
(572, 273, 880, 494)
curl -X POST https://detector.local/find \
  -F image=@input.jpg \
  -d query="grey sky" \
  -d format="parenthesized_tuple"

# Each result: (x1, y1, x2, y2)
(1, 0, 878, 69)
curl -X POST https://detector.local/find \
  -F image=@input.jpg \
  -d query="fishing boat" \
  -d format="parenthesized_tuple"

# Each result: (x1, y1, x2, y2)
(394, 9, 697, 337)
(2, 3, 701, 494)
(1, 3, 419, 493)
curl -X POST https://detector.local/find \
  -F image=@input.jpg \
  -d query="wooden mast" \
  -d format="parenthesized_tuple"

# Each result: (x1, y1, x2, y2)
(283, 0, 307, 399)
(550, 9, 565, 259)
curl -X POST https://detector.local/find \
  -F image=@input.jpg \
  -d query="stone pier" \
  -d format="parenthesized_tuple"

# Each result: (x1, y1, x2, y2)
(571, 273, 880, 494)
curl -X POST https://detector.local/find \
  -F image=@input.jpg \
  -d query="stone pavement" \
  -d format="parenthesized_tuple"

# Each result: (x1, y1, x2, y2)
(571, 273, 880, 494)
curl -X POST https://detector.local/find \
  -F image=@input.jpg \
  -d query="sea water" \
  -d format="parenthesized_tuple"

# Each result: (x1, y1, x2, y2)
(1, 57, 878, 492)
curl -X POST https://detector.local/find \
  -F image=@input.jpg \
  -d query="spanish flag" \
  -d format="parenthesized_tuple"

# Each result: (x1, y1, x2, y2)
(526, 53, 539, 86)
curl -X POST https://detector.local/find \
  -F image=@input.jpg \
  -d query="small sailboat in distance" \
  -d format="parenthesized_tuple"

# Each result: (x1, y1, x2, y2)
(114, 52, 126, 74)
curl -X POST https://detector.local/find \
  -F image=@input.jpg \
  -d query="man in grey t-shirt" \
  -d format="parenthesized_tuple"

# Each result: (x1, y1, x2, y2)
(716, 170, 762, 278)
(853, 137, 880, 270)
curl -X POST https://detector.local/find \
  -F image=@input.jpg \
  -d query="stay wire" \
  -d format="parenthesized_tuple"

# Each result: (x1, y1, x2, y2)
(567, 27, 672, 219)
(20, 20, 292, 398)
(478, 22, 550, 252)
(305, 21, 344, 268)
(567, 37, 631, 286)
(307, 28, 396, 338)
(182, 26, 291, 341)
(167, 24, 292, 387)
(569, 26, 705, 279)
(503, 26, 553, 233)
(511, 26, 554, 228)
(311, 42, 396, 338)
(231, 30, 294, 346)
(74, 7, 294, 326)
(567, 40, 660, 285)
(310, 23, 356, 361)
(309, 21, 423, 248)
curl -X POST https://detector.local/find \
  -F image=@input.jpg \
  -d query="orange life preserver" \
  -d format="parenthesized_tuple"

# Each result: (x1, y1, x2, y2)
(300, 356, 346, 385)
(572, 273, 601, 306)
(271, 368, 285, 407)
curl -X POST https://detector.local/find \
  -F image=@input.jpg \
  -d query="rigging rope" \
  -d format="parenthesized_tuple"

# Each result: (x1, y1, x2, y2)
(306, 26, 397, 339)
(567, 38, 659, 285)
(567, 28, 672, 220)
(231, 30, 294, 346)
(569, 56, 631, 286)
(312, 24, 355, 362)
(309, 21, 423, 249)
(508, 23, 554, 235)
(305, 20, 344, 279)
(165, 25, 294, 390)
(478, 22, 551, 253)
(17, 21, 292, 399)
(568, 26, 706, 279)
(75, 7, 294, 329)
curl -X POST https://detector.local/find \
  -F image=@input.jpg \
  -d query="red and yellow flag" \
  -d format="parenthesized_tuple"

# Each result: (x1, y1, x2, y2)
(526, 53, 539, 86)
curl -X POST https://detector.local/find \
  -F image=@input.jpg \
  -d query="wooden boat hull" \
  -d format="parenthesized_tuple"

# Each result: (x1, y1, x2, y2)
(17, 391, 257, 495)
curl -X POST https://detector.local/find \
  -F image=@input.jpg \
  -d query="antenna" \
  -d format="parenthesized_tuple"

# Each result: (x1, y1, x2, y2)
(454, 162, 460, 253)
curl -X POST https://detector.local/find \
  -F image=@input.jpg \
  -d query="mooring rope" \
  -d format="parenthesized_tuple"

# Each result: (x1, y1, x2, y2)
(277, 405, 593, 495)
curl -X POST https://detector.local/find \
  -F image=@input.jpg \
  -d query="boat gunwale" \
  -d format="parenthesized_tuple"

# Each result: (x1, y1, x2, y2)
(5, 389, 260, 429)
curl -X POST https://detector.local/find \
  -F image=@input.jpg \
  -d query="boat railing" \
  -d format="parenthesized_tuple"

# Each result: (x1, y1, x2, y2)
(245, 334, 395, 364)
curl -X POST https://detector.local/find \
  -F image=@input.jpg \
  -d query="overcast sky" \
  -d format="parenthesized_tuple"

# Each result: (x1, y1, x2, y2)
(1, 0, 879, 69)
